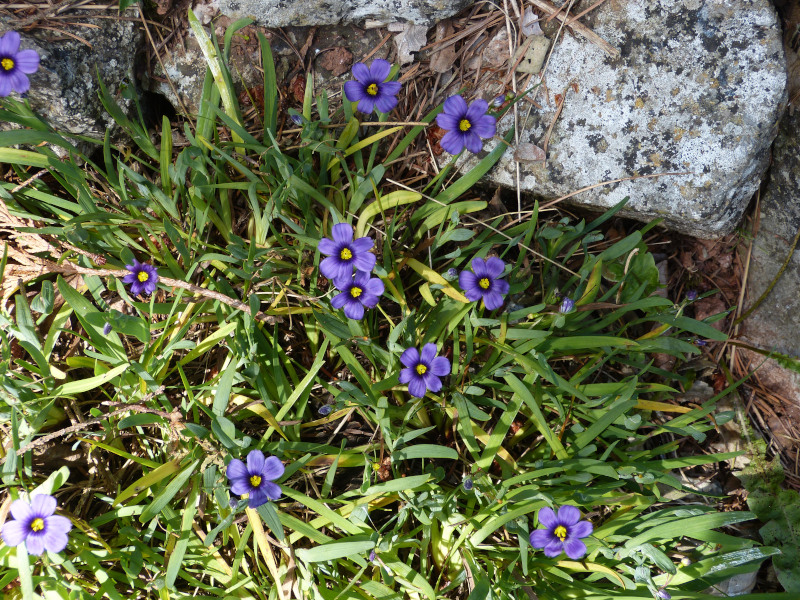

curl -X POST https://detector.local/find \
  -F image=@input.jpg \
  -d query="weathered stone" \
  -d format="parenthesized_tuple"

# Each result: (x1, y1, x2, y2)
(0, 11, 142, 142)
(468, 0, 787, 238)
(218, 0, 474, 27)
(740, 109, 800, 362)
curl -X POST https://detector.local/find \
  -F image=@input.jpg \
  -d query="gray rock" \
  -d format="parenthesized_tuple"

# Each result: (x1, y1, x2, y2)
(0, 11, 142, 143)
(218, 0, 475, 27)
(471, 0, 787, 238)
(740, 108, 800, 401)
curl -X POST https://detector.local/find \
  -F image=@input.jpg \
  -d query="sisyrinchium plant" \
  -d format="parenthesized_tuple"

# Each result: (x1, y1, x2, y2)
(0, 15, 790, 600)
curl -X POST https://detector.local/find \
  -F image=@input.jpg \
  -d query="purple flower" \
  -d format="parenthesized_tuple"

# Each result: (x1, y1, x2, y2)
(399, 343, 450, 398)
(102, 322, 113, 335)
(686, 289, 698, 301)
(122, 259, 159, 296)
(331, 270, 384, 320)
(463, 478, 474, 491)
(343, 59, 402, 114)
(559, 297, 575, 313)
(318, 223, 376, 284)
(0, 31, 40, 97)
(656, 590, 672, 600)
(1, 494, 72, 556)
(459, 257, 510, 311)
(226, 450, 284, 508)
(435, 95, 497, 154)
(529, 505, 593, 559)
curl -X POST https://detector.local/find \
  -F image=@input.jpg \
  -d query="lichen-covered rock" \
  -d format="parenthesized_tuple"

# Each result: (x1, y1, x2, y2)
(0, 11, 142, 141)
(474, 0, 787, 238)
(218, 0, 474, 27)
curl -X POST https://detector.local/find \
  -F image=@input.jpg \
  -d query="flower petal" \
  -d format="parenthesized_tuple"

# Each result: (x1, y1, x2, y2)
(529, 528, 554, 549)
(356, 98, 377, 114)
(430, 356, 450, 377)
(472, 114, 497, 139)
(230, 479, 250, 496)
(2, 520, 28, 547)
(0, 31, 21, 56)
(43, 530, 69, 554)
(246, 450, 266, 475)
(369, 58, 391, 82)
(0, 74, 12, 98)
(563, 537, 588, 560)
(557, 505, 581, 527)
(544, 538, 565, 557)
(380, 80, 402, 96)
(470, 258, 489, 278)
(483, 290, 505, 310)
(344, 80, 367, 102)
(261, 456, 284, 481)
(420, 343, 438, 365)
(439, 130, 465, 154)
(248, 488, 268, 509)
(364, 277, 384, 296)
(317, 237, 336, 256)
(435, 112, 460, 132)
(570, 520, 593, 539)
(459, 270, 481, 301)
(407, 376, 427, 398)
(320, 255, 349, 281)
(227, 459, 247, 481)
(262, 481, 282, 501)
(423, 372, 442, 392)
(44, 515, 72, 537)
(331, 290, 349, 309)
(343, 300, 365, 320)
(484, 257, 505, 278)
(331, 223, 354, 243)
(463, 131, 483, 154)
(354, 253, 376, 273)
(465, 98, 489, 123)
(398, 367, 414, 384)
(14, 49, 39, 74)
(30, 495, 56, 518)
(400, 347, 420, 368)
(537, 506, 558, 528)
(492, 278, 510, 295)
(10, 499, 33, 522)
(350, 236, 374, 253)
(375, 94, 398, 114)
(442, 94, 467, 117)
(25, 532, 46, 556)
(358, 291, 380, 309)
(351, 62, 370, 83)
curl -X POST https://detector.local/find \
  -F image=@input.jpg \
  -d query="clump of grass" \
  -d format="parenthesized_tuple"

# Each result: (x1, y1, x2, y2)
(0, 15, 789, 600)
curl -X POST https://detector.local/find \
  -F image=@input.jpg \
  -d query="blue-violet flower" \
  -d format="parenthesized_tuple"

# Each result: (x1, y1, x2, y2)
(226, 450, 284, 508)
(529, 505, 593, 559)
(344, 59, 402, 114)
(0, 31, 40, 97)
(318, 223, 376, 284)
(459, 257, 509, 310)
(435, 95, 497, 154)
(122, 259, 159, 296)
(399, 343, 450, 398)
(560, 297, 575, 313)
(1, 494, 72, 556)
(331, 270, 384, 320)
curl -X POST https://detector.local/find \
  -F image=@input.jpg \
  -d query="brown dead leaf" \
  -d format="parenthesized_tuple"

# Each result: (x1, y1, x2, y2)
(430, 21, 457, 73)
(290, 74, 306, 103)
(693, 296, 727, 330)
(513, 143, 546, 163)
(318, 47, 353, 77)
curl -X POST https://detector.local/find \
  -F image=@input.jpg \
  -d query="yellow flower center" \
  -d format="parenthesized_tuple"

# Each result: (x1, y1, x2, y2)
(554, 525, 567, 541)
(30, 518, 44, 532)
(366, 83, 378, 96)
(350, 286, 363, 299)
(478, 277, 490, 289)
(340, 247, 353, 260)
(459, 118, 471, 132)
(137, 271, 149, 282)
(249, 475, 262, 487)
(416, 364, 427, 375)
(1, 58, 14, 71)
